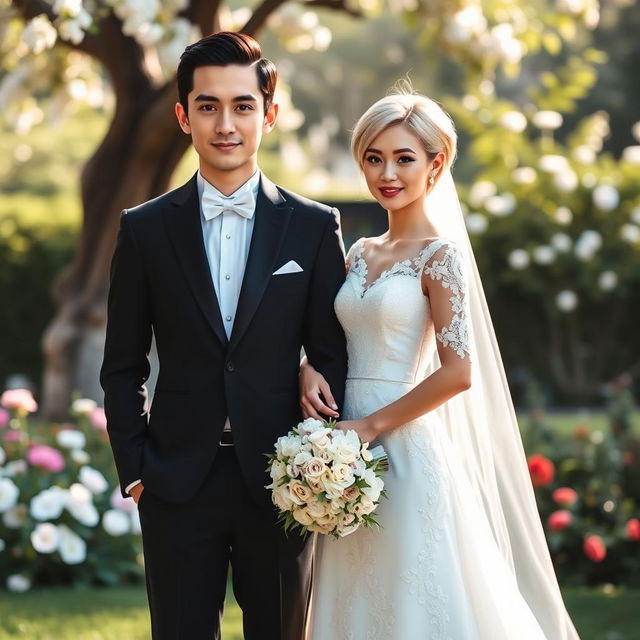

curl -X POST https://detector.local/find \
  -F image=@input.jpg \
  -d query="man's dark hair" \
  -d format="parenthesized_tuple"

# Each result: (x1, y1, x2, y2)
(177, 32, 277, 114)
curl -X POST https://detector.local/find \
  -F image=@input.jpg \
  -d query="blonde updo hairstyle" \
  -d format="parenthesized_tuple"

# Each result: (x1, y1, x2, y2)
(351, 86, 457, 188)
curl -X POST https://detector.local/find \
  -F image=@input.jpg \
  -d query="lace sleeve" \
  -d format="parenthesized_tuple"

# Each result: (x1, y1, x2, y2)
(422, 242, 471, 360)
(345, 238, 364, 274)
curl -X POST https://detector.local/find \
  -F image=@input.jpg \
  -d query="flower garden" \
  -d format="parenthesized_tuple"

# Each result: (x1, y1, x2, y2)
(0, 382, 639, 638)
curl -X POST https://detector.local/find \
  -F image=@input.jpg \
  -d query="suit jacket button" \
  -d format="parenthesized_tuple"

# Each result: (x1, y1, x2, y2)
(226, 362, 235, 372)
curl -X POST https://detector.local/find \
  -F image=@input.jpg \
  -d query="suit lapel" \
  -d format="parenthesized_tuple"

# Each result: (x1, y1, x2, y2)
(229, 175, 293, 352)
(162, 174, 228, 347)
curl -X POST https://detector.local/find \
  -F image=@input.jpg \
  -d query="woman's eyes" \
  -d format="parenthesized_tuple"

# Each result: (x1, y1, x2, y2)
(365, 155, 415, 164)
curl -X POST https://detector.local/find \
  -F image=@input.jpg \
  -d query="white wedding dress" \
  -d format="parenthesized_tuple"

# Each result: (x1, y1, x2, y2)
(307, 237, 550, 639)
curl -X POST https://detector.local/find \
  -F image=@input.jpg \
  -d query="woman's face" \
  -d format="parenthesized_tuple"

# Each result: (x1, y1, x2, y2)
(361, 124, 442, 211)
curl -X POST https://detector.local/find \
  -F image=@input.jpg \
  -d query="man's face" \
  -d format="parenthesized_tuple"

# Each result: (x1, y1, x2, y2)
(176, 64, 277, 189)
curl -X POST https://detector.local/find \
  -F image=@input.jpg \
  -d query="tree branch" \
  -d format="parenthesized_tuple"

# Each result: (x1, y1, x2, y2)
(242, 0, 289, 36)
(185, 0, 223, 37)
(304, 0, 364, 18)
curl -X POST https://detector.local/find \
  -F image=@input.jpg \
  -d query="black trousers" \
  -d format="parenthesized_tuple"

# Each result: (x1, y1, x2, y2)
(138, 447, 313, 640)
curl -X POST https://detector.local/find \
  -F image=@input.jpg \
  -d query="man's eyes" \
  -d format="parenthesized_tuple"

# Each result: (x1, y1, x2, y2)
(197, 104, 254, 112)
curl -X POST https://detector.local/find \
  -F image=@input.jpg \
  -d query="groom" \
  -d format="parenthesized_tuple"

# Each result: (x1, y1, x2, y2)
(100, 32, 347, 640)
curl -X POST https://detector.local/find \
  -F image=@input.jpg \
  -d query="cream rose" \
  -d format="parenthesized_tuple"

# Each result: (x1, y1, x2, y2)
(292, 506, 313, 526)
(289, 480, 313, 505)
(272, 485, 295, 512)
(301, 457, 327, 479)
(342, 485, 360, 502)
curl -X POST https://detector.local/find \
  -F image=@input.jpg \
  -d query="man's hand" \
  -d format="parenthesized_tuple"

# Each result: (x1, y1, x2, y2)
(299, 359, 339, 420)
(130, 483, 144, 505)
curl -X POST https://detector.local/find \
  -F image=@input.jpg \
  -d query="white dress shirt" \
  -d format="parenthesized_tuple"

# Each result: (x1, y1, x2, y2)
(125, 170, 260, 496)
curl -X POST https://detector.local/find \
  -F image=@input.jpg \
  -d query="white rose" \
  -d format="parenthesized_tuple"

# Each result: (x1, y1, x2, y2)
(71, 449, 90, 465)
(71, 398, 97, 416)
(360, 443, 373, 462)
(0, 478, 20, 513)
(285, 463, 300, 479)
(102, 510, 130, 536)
(79, 466, 108, 494)
(328, 431, 360, 464)
(307, 427, 332, 452)
(350, 458, 366, 477)
(30, 522, 59, 554)
(298, 418, 325, 435)
(269, 460, 287, 483)
(7, 574, 31, 593)
(275, 434, 302, 459)
(66, 484, 99, 526)
(361, 469, 384, 501)
(293, 451, 313, 468)
(56, 429, 86, 450)
(57, 524, 87, 564)
(331, 463, 355, 488)
(320, 469, 345, 500)
(508, 249, 529, 270)
(3, 504, 27, 529)
(3, 460, 28, 477)
(30, 486, 67, 520)
(556, 290, 578, 312)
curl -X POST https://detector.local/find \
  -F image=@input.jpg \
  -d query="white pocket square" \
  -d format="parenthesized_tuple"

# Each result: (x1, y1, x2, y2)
(272, 260, 303, 276)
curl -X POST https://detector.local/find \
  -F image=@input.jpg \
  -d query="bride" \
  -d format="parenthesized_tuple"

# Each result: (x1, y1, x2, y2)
(299, 89, 579, 639)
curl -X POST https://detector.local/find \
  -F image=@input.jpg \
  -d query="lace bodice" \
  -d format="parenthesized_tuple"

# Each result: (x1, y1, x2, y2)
(335, 237, 470, 385)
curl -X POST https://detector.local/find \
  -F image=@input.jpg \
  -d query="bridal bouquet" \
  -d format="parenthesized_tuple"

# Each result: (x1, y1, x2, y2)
(266, 418, 388, 538)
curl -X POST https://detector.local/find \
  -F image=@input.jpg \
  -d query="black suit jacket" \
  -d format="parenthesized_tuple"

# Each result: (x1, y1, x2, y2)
(100, 173, 348, 506)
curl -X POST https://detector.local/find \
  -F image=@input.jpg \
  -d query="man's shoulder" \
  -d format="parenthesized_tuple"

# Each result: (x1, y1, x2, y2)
(276, 185, 337, 220)
(123, 178, 195, 222)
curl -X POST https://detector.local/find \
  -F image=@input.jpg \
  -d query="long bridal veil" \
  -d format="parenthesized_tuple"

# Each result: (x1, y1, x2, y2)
(427, 169, 579, 639)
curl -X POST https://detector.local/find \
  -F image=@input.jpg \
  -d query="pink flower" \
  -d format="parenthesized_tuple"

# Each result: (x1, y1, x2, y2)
(27, 445, 65, 473)
(110, 487, 136, 513)
(626, 519, 640, 541)
(548, 510, 572, 531)
(90, 408, 107, 430)
(552, 487, 578, 507)
(583, 535, 606, 562)
(0, 408, 9, 428)
(527, 454, 555, 487)
(1, 389, 38, 414)
(4, 429, 21, 443)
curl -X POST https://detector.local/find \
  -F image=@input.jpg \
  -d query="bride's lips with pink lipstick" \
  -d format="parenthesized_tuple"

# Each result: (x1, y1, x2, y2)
(379, 187, 403, 198)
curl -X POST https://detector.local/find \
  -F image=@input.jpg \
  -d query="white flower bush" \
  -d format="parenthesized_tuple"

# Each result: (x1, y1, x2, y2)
(0, 393, 143, 590)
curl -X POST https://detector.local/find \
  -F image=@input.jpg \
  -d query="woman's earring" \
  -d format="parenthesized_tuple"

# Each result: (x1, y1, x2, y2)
(429, 172, 436, 185)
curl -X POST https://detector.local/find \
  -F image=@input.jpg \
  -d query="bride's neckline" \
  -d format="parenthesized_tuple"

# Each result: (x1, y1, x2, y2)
(351, 236, 447, 297)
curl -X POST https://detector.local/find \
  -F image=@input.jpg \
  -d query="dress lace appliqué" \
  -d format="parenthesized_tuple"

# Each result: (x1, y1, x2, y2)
(422, 244, 471, 360)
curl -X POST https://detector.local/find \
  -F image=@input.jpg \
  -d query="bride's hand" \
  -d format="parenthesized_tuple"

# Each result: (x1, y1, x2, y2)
(336, 418, 379, 443)
(299, 358, 340, 420)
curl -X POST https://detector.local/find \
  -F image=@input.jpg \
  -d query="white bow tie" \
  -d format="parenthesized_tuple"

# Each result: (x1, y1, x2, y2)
(202, 188, 255, 221)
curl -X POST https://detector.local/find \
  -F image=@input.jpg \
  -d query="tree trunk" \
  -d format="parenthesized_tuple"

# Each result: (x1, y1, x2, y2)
(41, 81, 191, 419)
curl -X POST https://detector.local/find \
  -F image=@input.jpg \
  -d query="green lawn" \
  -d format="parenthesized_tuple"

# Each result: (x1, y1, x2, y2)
(0, 586, 637, 639)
